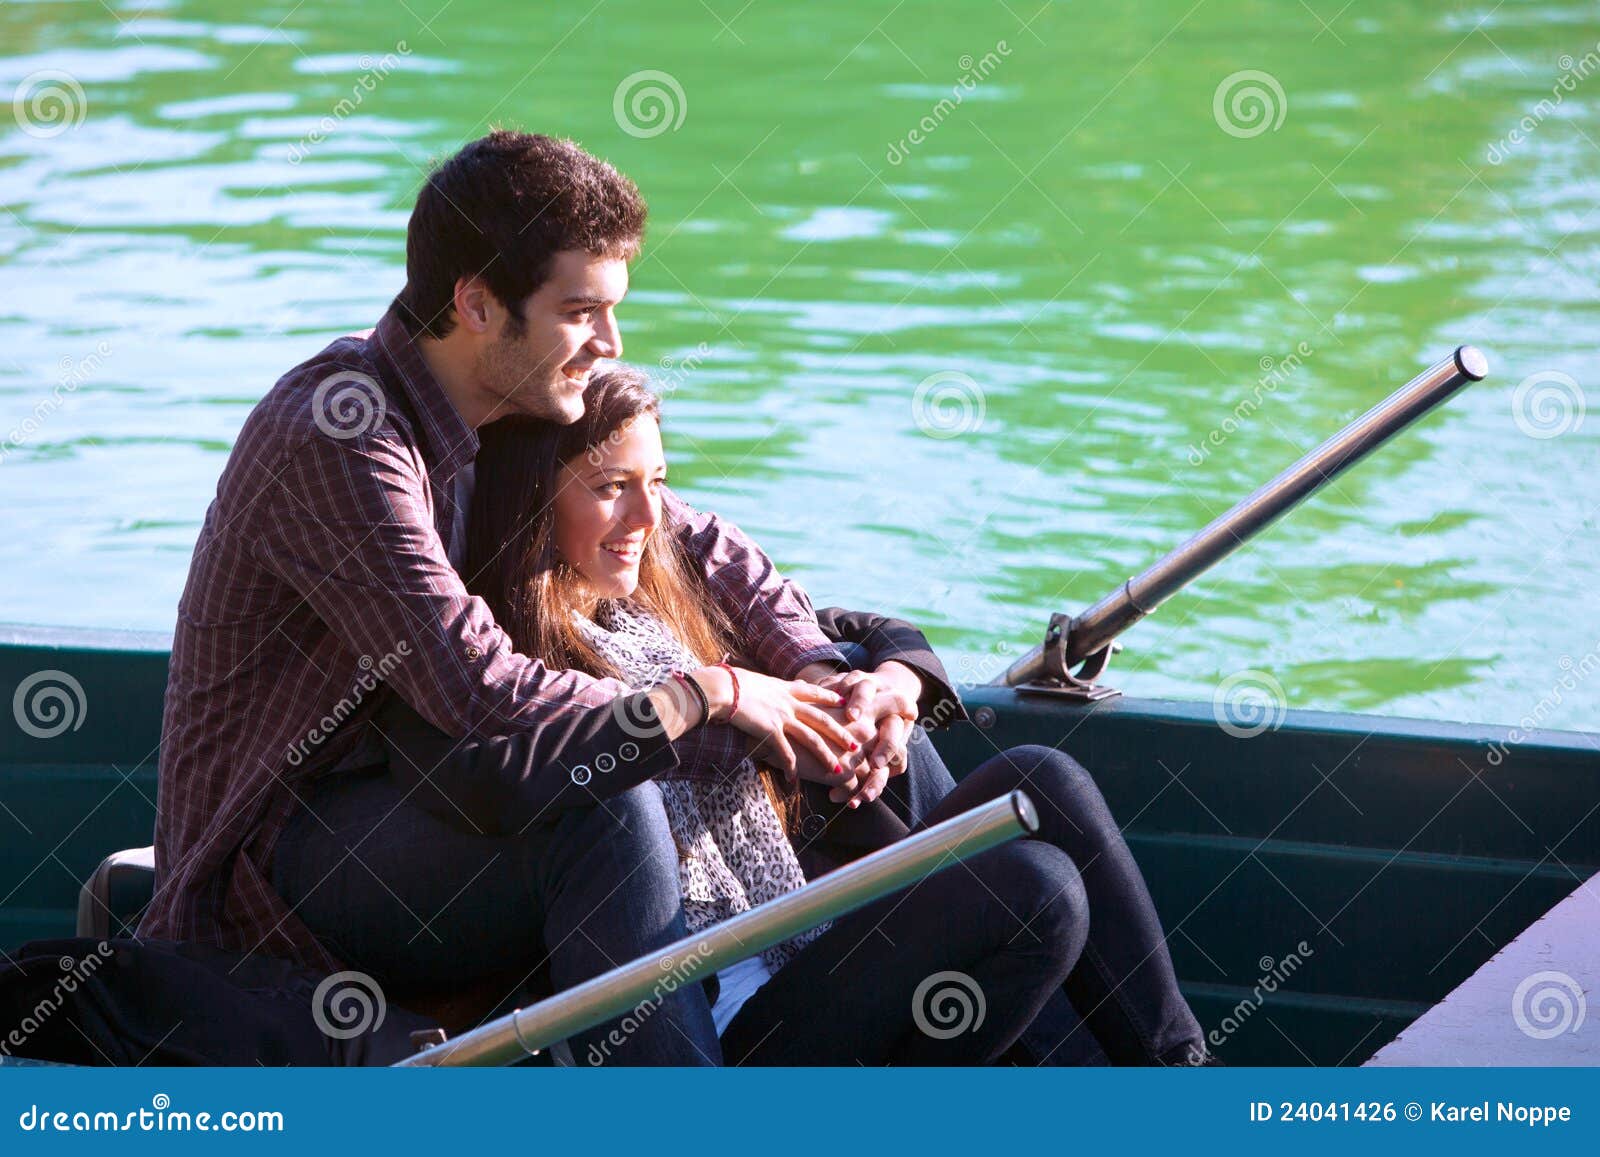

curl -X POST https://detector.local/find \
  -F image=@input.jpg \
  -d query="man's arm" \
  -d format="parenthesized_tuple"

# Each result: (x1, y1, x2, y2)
(663, 488, 846, 678)
(251, 430, 624, 736)
(812, 606, 967, 725)
(250, 431, 762, 803)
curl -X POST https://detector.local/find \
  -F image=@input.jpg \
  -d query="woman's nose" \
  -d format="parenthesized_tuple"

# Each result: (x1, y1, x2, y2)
(621, 490, 659, 532)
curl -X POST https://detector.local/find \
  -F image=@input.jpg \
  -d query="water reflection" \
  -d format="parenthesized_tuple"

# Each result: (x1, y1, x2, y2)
(0, 0, 1595, 731)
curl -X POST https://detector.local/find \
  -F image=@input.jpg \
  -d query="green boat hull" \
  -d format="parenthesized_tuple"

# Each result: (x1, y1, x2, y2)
(4, 625, 1596, 1065)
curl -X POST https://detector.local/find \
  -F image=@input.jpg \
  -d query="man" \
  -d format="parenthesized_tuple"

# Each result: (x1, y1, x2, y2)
(140, 131, 920, 1064)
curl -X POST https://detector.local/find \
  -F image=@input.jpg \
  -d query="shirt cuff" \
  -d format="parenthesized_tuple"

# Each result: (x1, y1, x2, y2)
(774, 638, 850, 680)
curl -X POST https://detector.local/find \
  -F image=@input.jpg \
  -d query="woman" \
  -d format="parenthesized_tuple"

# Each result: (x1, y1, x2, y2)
(437, 365, 1213, 1066)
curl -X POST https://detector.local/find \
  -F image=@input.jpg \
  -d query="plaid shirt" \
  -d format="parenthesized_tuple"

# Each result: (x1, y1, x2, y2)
(139, 307, 844, 972)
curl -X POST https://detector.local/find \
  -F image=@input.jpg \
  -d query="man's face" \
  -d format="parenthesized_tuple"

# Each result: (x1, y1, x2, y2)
(475, 249, 629, 424)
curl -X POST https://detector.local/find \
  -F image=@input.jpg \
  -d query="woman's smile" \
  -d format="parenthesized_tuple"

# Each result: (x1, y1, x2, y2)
(600, 536, 645, 566)
(552, 411, 667, 598)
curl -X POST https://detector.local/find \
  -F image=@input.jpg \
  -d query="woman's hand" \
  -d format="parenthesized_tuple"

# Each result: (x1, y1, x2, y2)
(827, 689, 918, 807)
(693, 666, 860, 781)
(804, 664, 921, 806)
(790, 706, 876, 794)
(788, 687, 918, 809)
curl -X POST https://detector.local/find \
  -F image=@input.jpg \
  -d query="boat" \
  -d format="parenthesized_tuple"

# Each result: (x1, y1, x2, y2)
(4, 345, 1594, 1065)
(3, 620, 1594, 1066)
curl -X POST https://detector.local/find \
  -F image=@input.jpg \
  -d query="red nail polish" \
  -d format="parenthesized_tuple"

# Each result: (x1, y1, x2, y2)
(832, 763, 842, 774)
(849, 742, 859, 752)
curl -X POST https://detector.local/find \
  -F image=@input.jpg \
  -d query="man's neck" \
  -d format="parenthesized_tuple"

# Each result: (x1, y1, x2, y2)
(417, 333, 491, 429)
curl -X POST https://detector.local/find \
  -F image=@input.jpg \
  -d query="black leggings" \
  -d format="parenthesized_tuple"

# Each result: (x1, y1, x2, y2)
(721, 744, 1205, 1065)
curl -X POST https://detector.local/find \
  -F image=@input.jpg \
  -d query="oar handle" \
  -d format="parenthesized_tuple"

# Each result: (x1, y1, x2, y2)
(397, 790, 1038, 1067)
(999, 346, 1487, 687)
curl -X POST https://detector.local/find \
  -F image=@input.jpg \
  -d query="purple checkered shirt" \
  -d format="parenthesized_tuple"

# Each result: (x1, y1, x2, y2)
(139, 307, 843, 971)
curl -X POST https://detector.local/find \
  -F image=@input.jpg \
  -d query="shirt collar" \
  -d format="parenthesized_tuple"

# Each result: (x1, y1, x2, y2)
(370, 305, 478, 482)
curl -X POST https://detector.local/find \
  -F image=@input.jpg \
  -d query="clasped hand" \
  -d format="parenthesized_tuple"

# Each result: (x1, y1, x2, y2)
(714, 663, 921, 810)
(788, 666, 921, 809)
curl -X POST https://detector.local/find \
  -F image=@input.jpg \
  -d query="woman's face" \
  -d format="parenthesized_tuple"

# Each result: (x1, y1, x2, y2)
(553, 412, 665, 599)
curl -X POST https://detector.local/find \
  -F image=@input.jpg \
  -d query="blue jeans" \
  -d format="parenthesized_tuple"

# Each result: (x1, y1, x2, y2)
(271, 768, 721, 1065)
(722, 744, 1207, 1065)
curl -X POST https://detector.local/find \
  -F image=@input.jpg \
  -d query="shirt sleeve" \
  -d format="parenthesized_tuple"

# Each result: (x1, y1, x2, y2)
(662, 488, 845, 677)
(813, 607, 969, 726)
(246, 432, 764, 796)
(249, 430, 618, 733)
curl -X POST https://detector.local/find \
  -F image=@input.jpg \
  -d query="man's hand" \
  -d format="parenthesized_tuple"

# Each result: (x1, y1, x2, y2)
(796, 662, 923, 808)
(695, 666, 858, 780)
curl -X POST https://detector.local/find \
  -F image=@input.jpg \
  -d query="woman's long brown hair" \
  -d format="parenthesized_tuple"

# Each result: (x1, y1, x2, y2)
(463, 367, 798, 826)
(464, 365, 735, 680)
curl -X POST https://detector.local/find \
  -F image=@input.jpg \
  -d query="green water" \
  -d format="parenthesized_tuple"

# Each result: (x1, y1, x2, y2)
(1, 1, 1596, 731)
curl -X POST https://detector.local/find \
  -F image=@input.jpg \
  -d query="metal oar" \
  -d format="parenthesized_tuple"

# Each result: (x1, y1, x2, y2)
(998, 345, 1489, 697)
(396, 790, 1038, 1066)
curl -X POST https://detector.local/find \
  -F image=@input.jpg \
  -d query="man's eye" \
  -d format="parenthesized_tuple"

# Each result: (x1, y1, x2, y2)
(568, 309, 594, 322)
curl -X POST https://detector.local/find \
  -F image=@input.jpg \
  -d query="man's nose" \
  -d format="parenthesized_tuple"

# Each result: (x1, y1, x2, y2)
(590, 308, 622, 359)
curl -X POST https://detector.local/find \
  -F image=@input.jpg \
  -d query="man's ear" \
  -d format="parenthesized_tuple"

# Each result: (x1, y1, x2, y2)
(452, 276, 494, 334)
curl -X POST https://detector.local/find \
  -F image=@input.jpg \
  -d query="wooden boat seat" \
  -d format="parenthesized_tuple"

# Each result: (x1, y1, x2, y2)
(1364, 871, 1599, 1066)
(75, 847, 536, 1041)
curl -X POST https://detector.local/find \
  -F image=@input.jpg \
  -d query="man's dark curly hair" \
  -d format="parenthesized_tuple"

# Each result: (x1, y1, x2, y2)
(393, 130, 646, 339)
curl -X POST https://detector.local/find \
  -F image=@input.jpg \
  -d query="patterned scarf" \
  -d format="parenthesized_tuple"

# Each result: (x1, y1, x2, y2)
(573, 600, 825, 971)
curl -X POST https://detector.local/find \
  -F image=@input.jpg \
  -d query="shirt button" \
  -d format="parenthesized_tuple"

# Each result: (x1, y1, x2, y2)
(464, 646, 481, 661)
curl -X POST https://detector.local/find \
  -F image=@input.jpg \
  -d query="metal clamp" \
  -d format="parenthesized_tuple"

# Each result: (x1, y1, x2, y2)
(1014, 613, 1122, 702)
